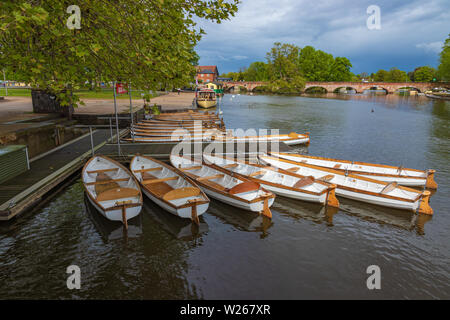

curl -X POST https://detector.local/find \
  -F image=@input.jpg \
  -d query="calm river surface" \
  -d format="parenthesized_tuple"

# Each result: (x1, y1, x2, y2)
(0, 93, 449, 299)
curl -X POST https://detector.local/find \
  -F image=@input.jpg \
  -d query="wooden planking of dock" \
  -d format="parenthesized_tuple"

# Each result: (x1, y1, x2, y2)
(0, 129, 126, 221)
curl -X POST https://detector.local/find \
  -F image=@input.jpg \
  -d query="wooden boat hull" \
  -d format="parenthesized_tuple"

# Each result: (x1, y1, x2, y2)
(259, 155, 433, 214)
(214, 132, 310, 146)
(170, 155, 275, 217)
(82, 155, 143, 226)
(130, 155, 209, 222)
(86, 192, 142, 222)
(270, 152, 437, 188)
(197, 99, 217, 108)
(203, 154, 338, 207)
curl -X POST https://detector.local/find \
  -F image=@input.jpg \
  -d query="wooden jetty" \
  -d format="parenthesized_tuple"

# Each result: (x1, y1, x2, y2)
(0, 129, 126, 221)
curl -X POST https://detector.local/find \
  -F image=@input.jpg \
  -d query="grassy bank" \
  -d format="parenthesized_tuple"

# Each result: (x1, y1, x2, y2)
(0, 88, 158, 100)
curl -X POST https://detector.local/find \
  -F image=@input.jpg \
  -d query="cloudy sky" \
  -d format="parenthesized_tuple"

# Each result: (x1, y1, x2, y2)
(195, 0, 450, 75)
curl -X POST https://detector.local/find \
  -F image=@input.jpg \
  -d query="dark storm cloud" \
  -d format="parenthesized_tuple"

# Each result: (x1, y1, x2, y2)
(195, 0, 450, 74)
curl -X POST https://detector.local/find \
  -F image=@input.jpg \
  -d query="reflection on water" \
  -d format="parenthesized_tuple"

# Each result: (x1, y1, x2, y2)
(272, 197, 338, 226)
(142, 199, 208, 241)
(84, 196, 143, 242)
(0, 93, 449, 299)
(207, 201, 273, 239)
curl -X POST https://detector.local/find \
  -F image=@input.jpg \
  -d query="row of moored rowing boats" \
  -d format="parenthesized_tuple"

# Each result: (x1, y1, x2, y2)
(82, 150, 436, 228)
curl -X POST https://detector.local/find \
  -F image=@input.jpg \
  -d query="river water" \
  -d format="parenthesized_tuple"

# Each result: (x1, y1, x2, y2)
(0, 93, 449, 299)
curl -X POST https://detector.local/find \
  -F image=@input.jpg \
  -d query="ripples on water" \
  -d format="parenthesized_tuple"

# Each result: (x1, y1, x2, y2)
(0, 93, 449, 299)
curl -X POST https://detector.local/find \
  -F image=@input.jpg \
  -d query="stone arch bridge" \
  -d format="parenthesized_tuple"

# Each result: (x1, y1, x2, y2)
(220, 81, 450, 93)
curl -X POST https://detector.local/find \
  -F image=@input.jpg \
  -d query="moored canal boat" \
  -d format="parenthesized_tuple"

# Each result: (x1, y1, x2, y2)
(196, 89, 217, 109)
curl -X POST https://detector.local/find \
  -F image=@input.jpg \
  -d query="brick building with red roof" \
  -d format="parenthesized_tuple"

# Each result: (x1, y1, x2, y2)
(195, 65, 219, 83)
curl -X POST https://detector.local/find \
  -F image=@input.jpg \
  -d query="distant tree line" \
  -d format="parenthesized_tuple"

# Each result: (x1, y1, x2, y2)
(221, 36, 450, 93)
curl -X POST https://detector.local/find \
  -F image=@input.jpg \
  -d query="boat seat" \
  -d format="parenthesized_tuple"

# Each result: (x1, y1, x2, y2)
(293, 177, 315, 189)
(285, 167, 299, 172)
(197, 174, 224, 181)
(97, 187, 140, 202)
(133, 167, 163, 173)
(87, 168, 119, 174)
(143, 177, 178, 184)
(87, 178, 130, 186)
(229, 181, 260, 195)
(317, 174, 334, 182)
(179, 165, 203, 172)
(141, 172, 174, 197)
(249, 170, 267, 177)
(92, 172, 129, 195)
(334, 164, 341, 169)
(380, 182, 398, 194)
(223, 163, 239, 169)
(163, 187, 201, 201)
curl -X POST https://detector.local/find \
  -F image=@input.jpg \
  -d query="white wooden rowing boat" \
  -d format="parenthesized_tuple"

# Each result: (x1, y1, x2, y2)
(82, 155, 143, 228)
(214, 132, 310, 146)
(258, 154, 433, 215)
(130, 155, 209, 224)
(131, 127, 225, 137)
(170, 154, 275, 218)
(203, 154, 339, 207)
(269, 152, 437, 189)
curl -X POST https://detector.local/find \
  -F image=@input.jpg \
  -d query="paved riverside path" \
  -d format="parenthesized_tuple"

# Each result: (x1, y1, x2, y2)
(0, 130, 114, 219)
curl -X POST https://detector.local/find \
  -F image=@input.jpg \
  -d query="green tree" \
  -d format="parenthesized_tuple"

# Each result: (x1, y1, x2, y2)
(244, 62, 269, 81)
(329, 57, 352, 81)
(413, 66, 436, 82)
(438, 34, 450, 81)
(298, 46, 334, 81)
(386, 68, 410, 82)
(374, 69, 388, 81)
(0, 0, 239, 106)
(266, 42, 301, 81)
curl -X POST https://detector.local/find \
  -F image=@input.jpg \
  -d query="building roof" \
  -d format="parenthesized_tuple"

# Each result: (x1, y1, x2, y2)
(196, 65, 219, 75)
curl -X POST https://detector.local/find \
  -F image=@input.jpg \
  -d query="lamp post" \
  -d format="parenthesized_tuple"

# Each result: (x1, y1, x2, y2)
(3, 69, 7, 96)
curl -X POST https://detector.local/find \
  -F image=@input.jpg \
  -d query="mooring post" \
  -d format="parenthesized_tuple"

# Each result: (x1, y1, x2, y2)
(113, 81, 121, 155)
(109, 118, 113, 142)
(128, 83, 135, 143)
(89, 126, 94, 157)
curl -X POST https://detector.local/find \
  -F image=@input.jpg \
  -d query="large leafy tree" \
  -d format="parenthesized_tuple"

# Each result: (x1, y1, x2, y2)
(438, 34, 450, 81)
(386, 68, 410, 82)
(298, 46, 334, 81)
(245, 62, 269, 81)
(374, 69, 388, 81)
(328, 57, 352, 81)
(265, 42, 305, 93)
(413, 66, 436, 82)
(0, 0, 239, 106)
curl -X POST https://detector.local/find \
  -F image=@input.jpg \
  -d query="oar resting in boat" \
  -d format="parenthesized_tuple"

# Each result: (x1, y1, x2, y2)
(269, 152, 437, 189)
(130, 155, 210, 225)
(170, 154, 276, 218)
(258, 154, 433, 215)
(82, 155, 143, 229)
(203, 154, 339, 208)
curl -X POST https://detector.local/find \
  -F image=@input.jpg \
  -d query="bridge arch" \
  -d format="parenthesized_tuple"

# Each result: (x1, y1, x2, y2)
(361, 86, 389, 94)
(304, 86, 328, 94)
(395, 86, 422, 93)
(333, 86, 358, 94)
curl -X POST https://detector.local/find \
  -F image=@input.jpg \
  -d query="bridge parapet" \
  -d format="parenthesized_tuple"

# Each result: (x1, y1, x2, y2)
(217, 81, 450, 93)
